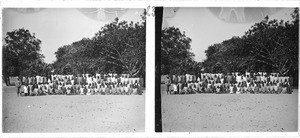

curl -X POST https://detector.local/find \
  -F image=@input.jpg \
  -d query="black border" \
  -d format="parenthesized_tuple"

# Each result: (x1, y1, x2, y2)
(155, 7, 163, 132)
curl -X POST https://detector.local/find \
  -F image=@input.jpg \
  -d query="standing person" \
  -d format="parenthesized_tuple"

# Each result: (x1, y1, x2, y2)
(277, 83, 283, 94)
(167, 83, 173, 95)
(166, 76, 171, 95)
(15, 78, 22, 96)
(28, 82, 33, 96)
(227, 73, 232, 84)
(78, 75, 82, 85)
(178, 82, 182, 94)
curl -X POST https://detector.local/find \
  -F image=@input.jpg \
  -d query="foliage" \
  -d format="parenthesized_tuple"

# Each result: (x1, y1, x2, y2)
(53, 12, 146, 77)
(161, 27, 201, 75)
(2, 28, 46, 84)
(203, 8, 298, 84)
(53, 38, 102, 75)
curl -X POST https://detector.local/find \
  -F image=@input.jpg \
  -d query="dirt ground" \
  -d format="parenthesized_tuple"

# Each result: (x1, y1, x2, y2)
(2, 85, 145, 132)
(161, 84, 298, 132)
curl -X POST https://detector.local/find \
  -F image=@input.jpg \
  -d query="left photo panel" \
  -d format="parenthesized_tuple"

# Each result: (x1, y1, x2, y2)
(2, 8, 146, 132)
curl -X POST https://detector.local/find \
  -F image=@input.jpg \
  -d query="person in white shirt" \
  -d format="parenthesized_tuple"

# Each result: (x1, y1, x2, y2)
(24, 85, 29, 96)
(80, 85, 84, 95)
(229, 84, 234, 94)
(173, 83, 178, 95)
(124, 84, 129, 95)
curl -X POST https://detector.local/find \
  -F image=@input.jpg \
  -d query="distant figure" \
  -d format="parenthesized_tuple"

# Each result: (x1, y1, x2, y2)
(15, 78, 22, 96)
(166, 76, 171, 95)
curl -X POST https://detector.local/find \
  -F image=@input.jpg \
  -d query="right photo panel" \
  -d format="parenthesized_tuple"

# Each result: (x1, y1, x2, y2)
(156, 7, 298, 132)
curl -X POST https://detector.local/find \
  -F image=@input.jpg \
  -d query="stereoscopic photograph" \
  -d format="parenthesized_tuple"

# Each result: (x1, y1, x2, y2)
(156, 7, 298, 132)
(2, 8, 145, 132)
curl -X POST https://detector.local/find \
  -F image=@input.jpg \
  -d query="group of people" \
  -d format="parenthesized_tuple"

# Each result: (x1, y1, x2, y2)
(165, 72, 293, 95)
(15, 73, 145, 96)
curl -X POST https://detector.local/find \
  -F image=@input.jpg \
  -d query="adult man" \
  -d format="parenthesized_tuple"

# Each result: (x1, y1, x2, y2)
(166, 76, 171, 95)
(15, 78, 22, 96)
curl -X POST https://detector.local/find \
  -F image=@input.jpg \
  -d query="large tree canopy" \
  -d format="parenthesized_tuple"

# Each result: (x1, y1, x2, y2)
(2, 28, 46, 85)
(161, 27, 201, 75)
(53, 38, 100, 75)
(53, 12, 146, 78)
(203, 8, 298, 85)
(93, 17, 145, 77)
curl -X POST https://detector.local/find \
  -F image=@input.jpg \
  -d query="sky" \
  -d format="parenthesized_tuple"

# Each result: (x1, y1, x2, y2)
(2, 8, 144, 63)
(164, 7, 295, 62)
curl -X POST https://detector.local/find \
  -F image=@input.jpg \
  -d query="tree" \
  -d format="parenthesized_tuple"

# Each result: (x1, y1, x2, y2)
(161, 27, 197, 75)
(203, 8, 298, 85)
(244, 8, 298, 76)
(53, 38, 102, 75)
(92, 16, 145, 77)
(2, 28, 45, 85)
(203, 36, 252, 73)
(53, 12, 146, 78)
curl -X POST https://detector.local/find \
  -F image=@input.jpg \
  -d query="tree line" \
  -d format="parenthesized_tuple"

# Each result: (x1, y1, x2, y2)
(203, 8, 298, 84)
(2, 8, 298, 86)
(161, 8, 298, 85)
(53, 16, 145, 77)
(3, 11, 146, 85)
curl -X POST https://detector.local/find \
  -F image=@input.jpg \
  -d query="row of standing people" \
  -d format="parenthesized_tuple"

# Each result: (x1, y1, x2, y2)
(18, 74, 143, 86)
(165, 72, 293, 94)
(16, 74, 144, 96)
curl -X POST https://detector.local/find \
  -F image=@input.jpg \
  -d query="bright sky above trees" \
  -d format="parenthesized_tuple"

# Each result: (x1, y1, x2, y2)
(3, 8, 143, 63)
(165, 7, 295, 62)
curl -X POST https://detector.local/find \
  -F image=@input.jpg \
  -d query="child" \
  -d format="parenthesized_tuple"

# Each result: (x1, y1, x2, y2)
(182, 82, 188, 94)
(32, 83, 39, 96)
(253, 85, 259, 94)
(273, 83, 278, 94)
(128, 84, 133, 95)
(87, 86, 92, 95)
(123, 84, 128, 95)
(261, 83, 266, 94)
(93, 85, 98, 95)
(233, 84, 237, 94)
(66, 86, 72, 95)
(229, 84, 234, 94)
(277, 83, 283, 94)
(236, 84, 241, 94)
(111, 85, 117, 95)
(282, 85, 287, 94)
(132, 85, 138, 95)
(28, 83, 33, 96)
(83, 86, 88, 95)
(101, 84, 106, 95)
(80, 85, 84, 95)
(216, 86, 220, 94)
(173, 83, 178, 95)
(58, 84, 63, 95)
(169, 83, 174, 95)
(23, 84, 29, 96)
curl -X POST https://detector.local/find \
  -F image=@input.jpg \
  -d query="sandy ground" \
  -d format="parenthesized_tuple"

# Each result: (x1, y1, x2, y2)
(161, 84, 298, 132)
(2, 85, 145, 133)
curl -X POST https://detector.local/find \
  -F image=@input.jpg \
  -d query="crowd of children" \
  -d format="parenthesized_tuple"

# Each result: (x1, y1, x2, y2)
(165, 72, 293, 94)
(15, 73, 144, 96)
